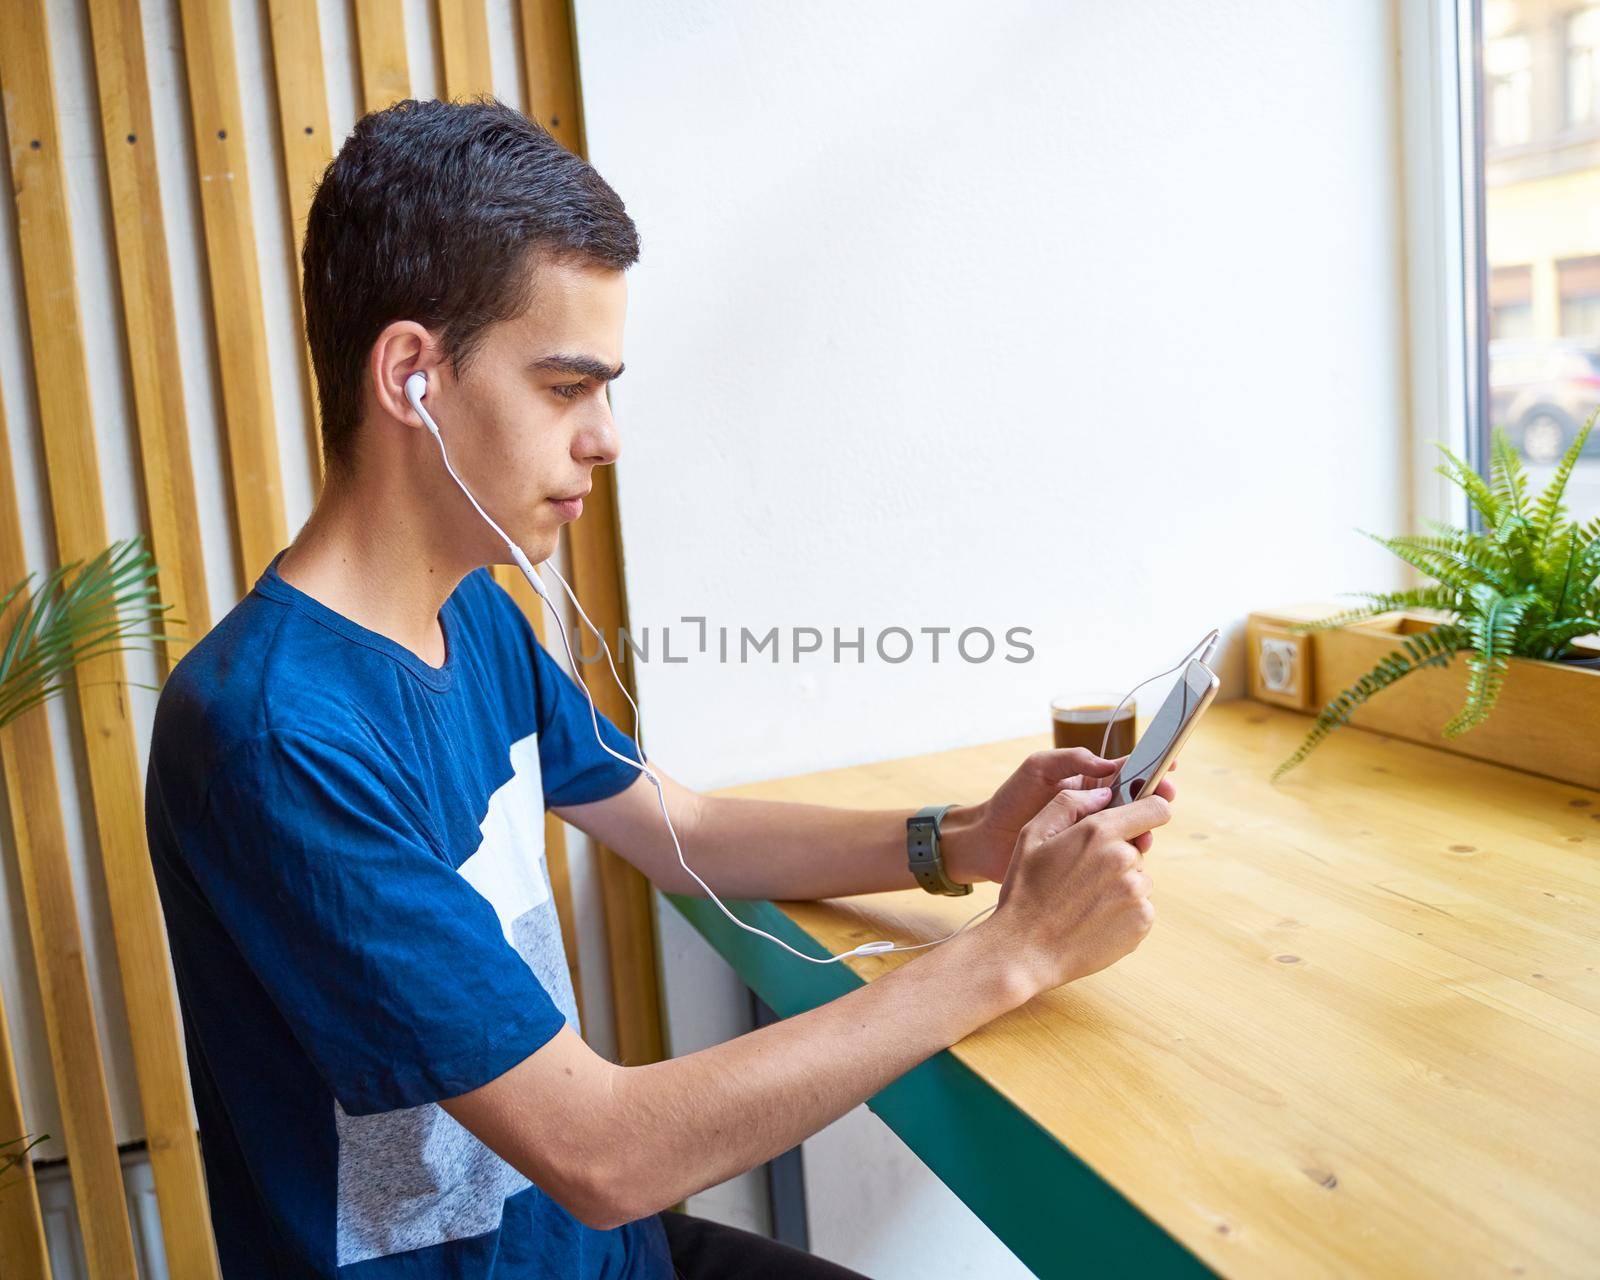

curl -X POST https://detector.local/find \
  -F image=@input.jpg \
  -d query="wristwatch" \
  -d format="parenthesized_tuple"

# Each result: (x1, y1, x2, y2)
(906, 804, 973, 896)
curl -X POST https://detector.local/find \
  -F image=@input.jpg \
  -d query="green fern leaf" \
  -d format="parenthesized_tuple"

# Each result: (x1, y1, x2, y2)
(1434, 443, 1501, 526)
(1576, 515, 1600, 553)
(1365, 531, 1508, 595)
(1531, 411, 1595, 556)
(1492, 513, 1539, 584)
(1443, 587, 1535, 736)
(1289, 587, 1463, 633)
(1388, 532, 1514, 593)
(1490, 430, 1530, 521)
(1523, 616, 1600, 658)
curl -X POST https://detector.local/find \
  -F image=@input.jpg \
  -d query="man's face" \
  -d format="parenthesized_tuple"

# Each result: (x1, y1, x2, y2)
(433, 257, 627, 566)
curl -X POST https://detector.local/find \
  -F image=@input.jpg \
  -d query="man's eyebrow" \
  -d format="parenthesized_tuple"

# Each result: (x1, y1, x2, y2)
(531, 354, 625, 382)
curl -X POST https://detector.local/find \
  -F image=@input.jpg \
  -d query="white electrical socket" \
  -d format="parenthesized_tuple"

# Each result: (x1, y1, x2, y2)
(1260, 636, 1301, 695)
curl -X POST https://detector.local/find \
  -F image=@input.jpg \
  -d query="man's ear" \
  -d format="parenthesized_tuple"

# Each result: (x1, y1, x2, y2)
(369, 320, 444, 430)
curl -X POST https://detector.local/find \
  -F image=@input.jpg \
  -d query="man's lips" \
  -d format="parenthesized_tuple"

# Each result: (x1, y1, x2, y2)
(548, 489, 590, 520)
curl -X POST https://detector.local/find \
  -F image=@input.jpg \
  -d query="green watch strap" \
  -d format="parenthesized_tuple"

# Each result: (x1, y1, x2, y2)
(906, 804, 973, 897)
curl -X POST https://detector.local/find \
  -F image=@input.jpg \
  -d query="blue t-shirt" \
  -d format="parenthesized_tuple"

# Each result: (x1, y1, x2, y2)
(145, 552, 673, 1279)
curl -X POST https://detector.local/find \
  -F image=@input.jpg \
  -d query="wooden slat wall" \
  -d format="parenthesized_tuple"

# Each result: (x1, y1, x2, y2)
(0, 1, 654, 1267)
(438, 0, 493, 101)
(176, 0, 287, 589)
(265, 0, 335, 488)
(0, 979, 48, 1280)
(521, 0, 667, 1067)
(0, 397, 137, 1278)
(85, 0, 212, 666)
(0, 3, 222, 1275)
(354, 0, 411, 115)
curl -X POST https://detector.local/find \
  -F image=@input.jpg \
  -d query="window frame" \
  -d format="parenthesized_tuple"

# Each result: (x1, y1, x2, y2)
(1400, 0, 1481, 532)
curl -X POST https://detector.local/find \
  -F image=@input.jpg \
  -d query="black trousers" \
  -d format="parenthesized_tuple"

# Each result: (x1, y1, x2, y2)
(659, 1209, 872, 1279)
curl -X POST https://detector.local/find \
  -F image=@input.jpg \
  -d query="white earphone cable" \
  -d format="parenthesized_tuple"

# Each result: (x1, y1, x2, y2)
(407, 373, 946, 963)
(1096, 629, 1220, 759)
(405, 372, 1205, 966)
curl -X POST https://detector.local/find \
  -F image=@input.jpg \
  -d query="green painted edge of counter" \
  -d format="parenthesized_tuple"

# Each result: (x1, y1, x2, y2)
(664, 891, 1215, 1279)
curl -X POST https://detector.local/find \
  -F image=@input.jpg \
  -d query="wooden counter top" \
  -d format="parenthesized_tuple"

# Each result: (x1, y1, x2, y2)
(673, 700, 1600, 1278)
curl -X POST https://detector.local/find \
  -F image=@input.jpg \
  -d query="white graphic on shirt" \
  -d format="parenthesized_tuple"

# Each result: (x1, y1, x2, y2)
(335, 733, 581, 1266)
(458, 736, 551, 940)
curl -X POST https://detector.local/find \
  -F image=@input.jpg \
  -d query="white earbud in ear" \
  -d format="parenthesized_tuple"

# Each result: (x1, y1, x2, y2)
(404, 371, 437, 437)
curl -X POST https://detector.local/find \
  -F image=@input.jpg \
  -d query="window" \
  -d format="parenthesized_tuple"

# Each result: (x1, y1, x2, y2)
(1567, 5, 1600, 126)
(1558, 253, 1600, 333)
(1490, 264, 1535, 337)
(1472, 1, 1600, 514)
(1486, 30, 1533, 146)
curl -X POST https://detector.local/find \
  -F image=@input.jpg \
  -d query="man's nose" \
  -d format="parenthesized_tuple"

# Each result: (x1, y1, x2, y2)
(578, 400, 620, 466)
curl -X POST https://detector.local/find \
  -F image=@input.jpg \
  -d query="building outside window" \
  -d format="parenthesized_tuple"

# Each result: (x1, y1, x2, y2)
(1490, 264, 1537, 337)
(1476, 0, 1600, 513)
(1487, 29, 1534, 144)
(1557, 253, 1600, 332)
(1565, 5, 1600, 125)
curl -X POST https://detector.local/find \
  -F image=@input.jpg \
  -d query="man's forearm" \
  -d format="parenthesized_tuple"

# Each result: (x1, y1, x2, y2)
(663, 792, 985, 900)
(599, 921, 1028, 1224)
(559, 772, 994, 901)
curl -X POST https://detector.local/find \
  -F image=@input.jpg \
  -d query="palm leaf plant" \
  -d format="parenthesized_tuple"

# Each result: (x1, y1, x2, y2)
(0, 538, 169, 1174)
(0, 536, 172, 732)
(1274, 415, 1600, 779)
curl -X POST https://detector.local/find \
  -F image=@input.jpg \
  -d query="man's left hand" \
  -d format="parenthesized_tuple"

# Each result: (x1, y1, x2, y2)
(941, 748, 1172, 886)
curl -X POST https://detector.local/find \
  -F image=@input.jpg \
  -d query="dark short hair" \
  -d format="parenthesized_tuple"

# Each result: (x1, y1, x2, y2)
(302, 98, 640, 471)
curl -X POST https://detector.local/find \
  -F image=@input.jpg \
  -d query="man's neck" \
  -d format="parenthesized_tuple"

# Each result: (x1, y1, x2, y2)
(277, 464, 476, 668)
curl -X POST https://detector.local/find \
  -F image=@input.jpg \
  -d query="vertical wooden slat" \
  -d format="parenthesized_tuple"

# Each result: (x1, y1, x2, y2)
(438, 0, 492, 99)
(175, 0, 287, 589)
(265, 0, 334, 486)
(520, 0, 665, 1066)
(0, 984, 49, 1280)
(265, 0, 333, 486)
(354, 0, 411, 114)
(0, 6, 221, 1278)
(84, 0, 211, 668)
(0, 389, 138, 1279)
(519, 0, 584, 151)
(437, 0, 588, 1028)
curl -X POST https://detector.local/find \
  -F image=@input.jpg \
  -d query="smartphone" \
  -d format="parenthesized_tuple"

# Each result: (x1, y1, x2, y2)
(1108, 658, 1220, 807)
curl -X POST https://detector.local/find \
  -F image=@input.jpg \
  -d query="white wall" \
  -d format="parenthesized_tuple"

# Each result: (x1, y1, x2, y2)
(573, 0, 1410, 1272)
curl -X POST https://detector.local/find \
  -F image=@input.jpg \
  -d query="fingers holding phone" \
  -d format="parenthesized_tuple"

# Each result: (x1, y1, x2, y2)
(988, 787, 1172, 991)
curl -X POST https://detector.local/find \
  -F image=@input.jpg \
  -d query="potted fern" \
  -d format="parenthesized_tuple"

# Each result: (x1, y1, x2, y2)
(1274, 417, 1600, 779)
(0, 537, 168, 1187)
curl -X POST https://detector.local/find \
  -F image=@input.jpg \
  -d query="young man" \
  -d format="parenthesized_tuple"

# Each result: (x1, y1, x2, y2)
(146, 99, 1174, 1279)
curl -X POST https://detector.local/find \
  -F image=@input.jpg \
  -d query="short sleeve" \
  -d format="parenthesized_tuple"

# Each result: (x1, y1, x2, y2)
(188, 731, 566, 1115)
(530, 639, 646, 808)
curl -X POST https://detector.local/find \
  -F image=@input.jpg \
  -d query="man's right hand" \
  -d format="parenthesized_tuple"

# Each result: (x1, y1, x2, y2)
(982, 782, 1173, 996)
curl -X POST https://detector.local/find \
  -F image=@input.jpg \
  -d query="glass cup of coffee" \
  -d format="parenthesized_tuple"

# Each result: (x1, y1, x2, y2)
(1050, 692, 1137, 759)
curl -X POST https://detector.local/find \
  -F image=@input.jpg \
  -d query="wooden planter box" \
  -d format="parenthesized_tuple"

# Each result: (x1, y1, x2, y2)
(1248, 606, 1600, 791)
